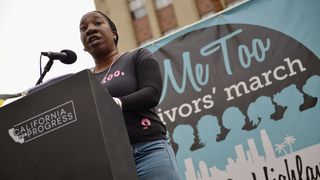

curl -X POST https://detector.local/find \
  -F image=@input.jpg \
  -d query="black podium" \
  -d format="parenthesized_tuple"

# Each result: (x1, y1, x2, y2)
(0, 70, 138, 180)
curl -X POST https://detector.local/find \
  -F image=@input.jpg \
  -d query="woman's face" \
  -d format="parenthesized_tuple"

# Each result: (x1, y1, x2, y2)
(79, 12, 116, 58)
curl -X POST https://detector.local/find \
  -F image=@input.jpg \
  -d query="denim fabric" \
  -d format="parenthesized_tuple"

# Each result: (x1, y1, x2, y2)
(132, 139, 182, 180)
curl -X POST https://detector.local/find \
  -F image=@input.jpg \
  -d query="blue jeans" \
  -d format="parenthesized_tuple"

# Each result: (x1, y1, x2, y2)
(132, 139, 182, 180)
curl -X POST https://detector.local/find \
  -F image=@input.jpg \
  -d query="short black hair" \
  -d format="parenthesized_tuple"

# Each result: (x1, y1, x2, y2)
(94, 10, 119, 45)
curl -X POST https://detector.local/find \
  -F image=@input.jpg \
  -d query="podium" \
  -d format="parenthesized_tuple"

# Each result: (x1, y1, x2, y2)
(0, 70, 138, 180)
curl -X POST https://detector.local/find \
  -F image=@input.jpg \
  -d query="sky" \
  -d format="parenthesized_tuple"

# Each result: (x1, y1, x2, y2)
(0, 0, 96, 98)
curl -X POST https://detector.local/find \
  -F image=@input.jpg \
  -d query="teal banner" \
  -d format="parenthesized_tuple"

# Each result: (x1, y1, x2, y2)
(145, 0, 320, 179)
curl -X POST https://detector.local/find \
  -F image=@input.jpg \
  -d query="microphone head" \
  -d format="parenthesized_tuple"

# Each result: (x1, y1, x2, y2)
(60, 49, 77, 64)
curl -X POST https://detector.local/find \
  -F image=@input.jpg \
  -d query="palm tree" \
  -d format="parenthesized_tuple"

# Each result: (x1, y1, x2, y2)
(283, 135, 296, 153)
(275, 143, 288, 155)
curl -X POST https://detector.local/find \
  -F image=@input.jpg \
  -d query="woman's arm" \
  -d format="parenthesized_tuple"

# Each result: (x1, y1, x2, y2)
(119, 49, 163, 111)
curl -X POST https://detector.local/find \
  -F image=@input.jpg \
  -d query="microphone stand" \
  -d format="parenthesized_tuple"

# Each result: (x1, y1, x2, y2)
(36, 59, 54, 85)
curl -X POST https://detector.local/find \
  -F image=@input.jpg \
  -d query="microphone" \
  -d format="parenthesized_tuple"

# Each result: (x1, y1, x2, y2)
(36, 49, 77, 85)
(41, 49, 77, 64)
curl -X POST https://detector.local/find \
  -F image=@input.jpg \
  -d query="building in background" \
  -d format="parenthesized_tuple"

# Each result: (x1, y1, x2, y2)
(93, 0, 245, 52)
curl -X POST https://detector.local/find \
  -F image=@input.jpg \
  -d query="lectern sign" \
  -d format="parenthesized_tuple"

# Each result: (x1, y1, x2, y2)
(8, 100, 77, 144)
(0, 70, 138, 180)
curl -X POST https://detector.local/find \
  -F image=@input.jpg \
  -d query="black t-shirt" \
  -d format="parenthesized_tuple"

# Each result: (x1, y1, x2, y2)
(94, 48, 166, 144)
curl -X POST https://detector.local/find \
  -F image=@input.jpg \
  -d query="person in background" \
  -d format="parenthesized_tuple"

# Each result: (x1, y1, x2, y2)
(79, 10, 182, 180)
